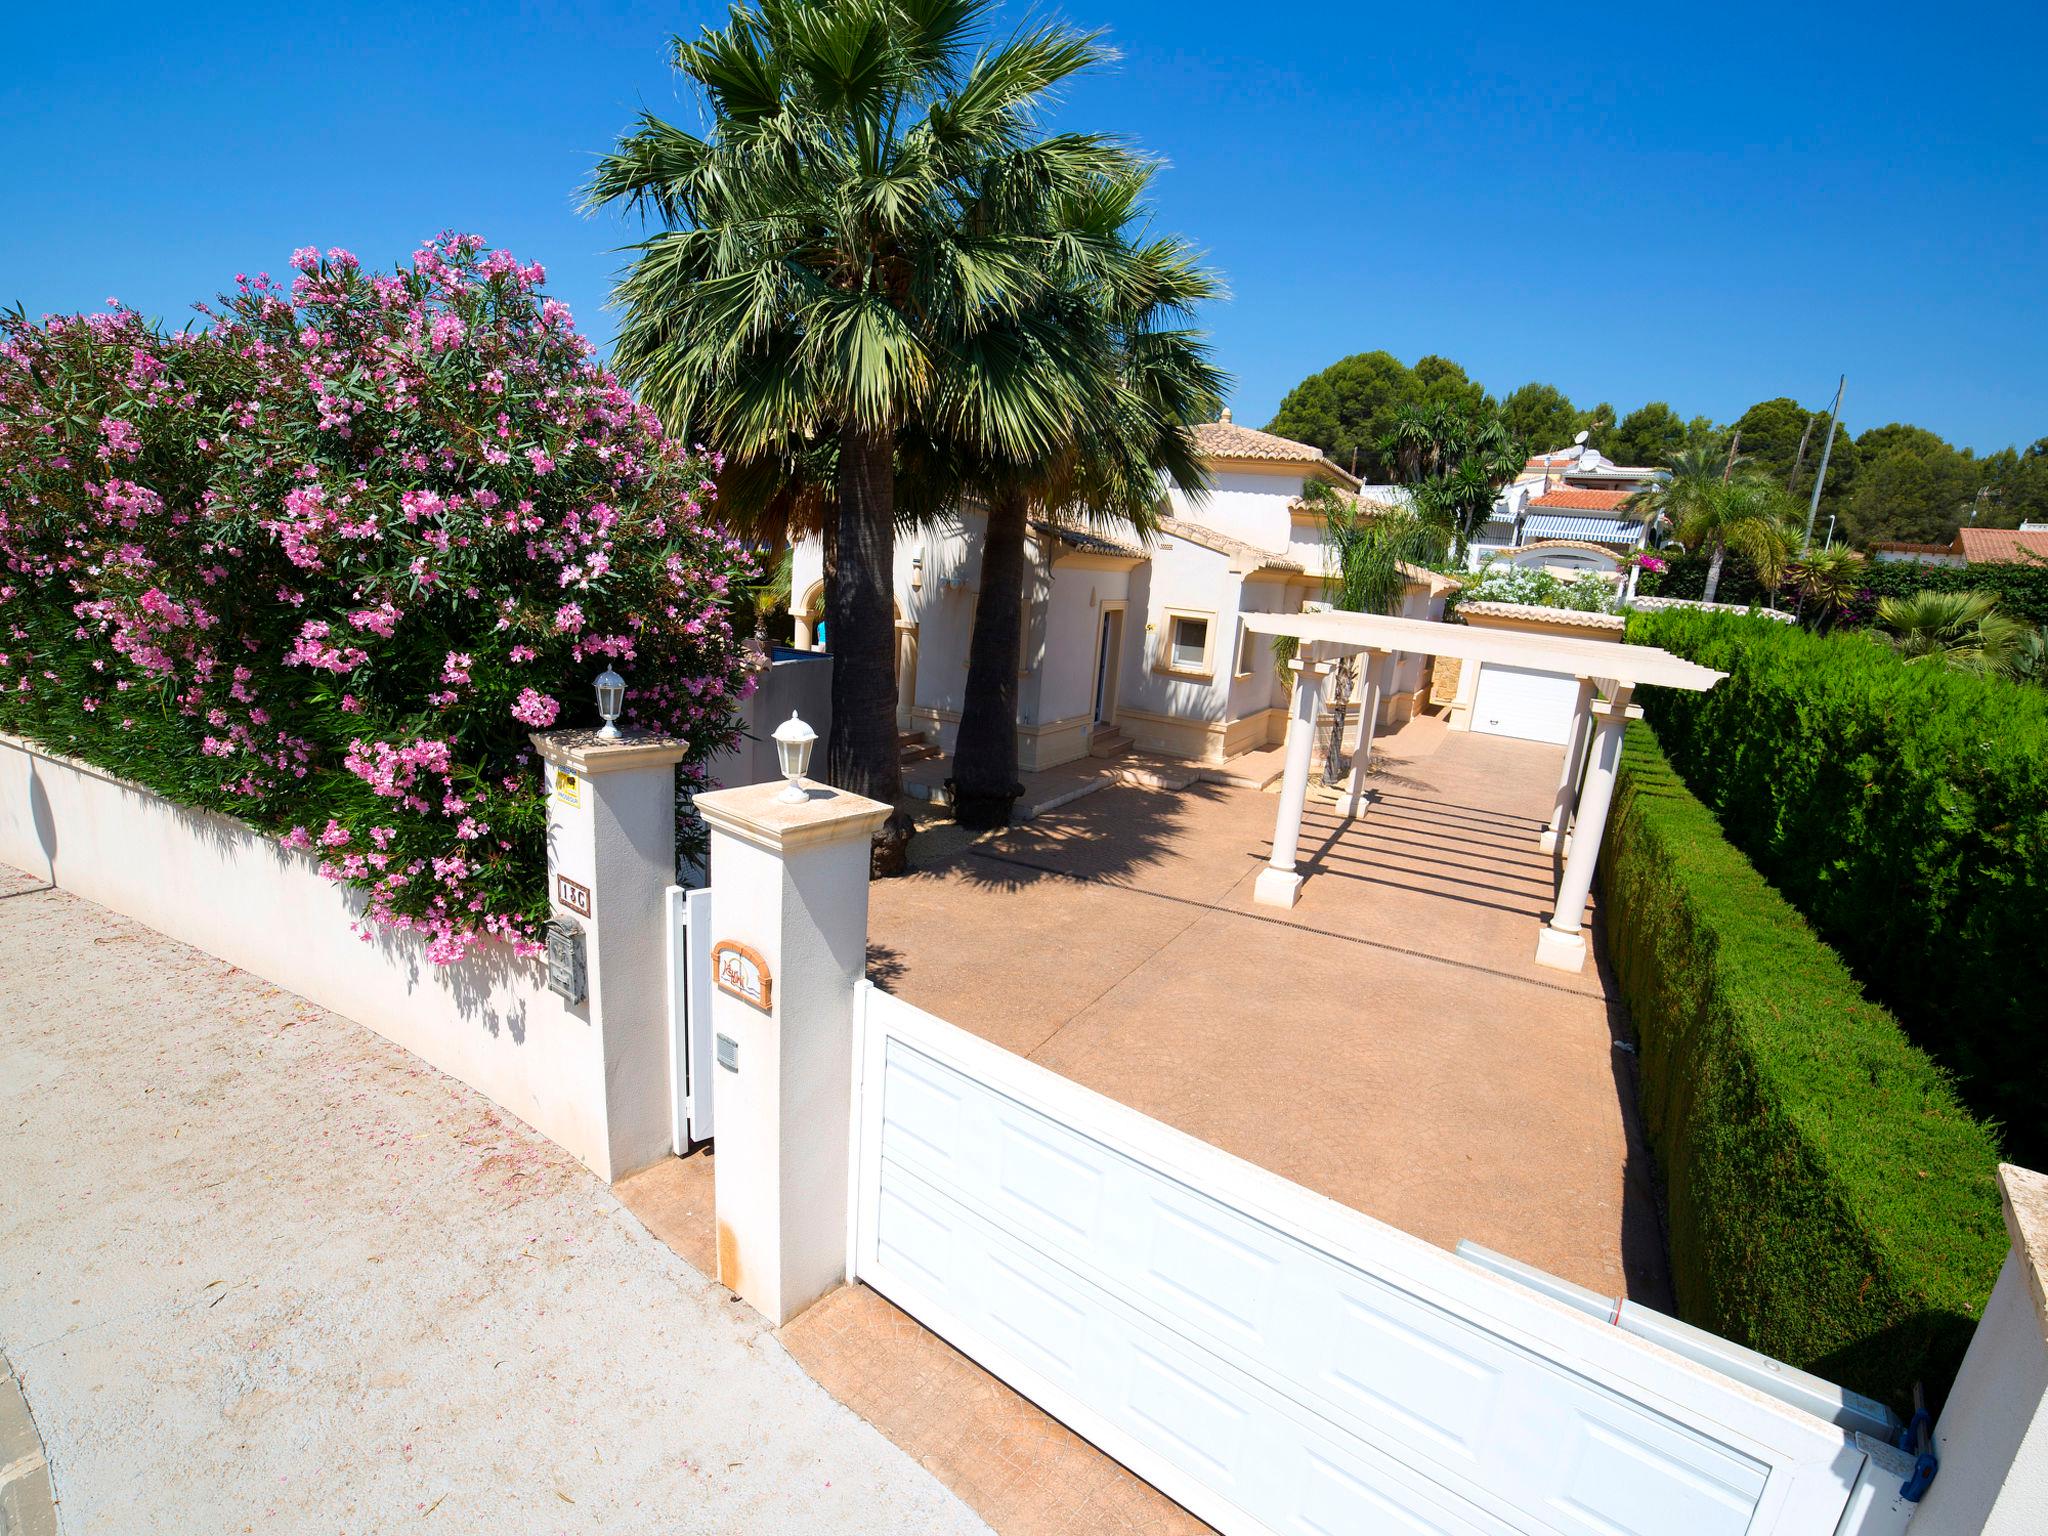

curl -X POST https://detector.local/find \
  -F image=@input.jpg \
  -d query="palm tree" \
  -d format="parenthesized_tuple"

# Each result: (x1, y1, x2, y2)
(1304, 483, 1448, 779)
(1878, 590, 2032, 674)
(588, 0, 1123, 864)
(1665, 475, 1799, 605)
(944, 176, 1225, 827)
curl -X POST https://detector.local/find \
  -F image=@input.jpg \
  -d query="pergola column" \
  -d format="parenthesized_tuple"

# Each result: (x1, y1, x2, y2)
(1536, 685, 1633, 972)
(791, 614, 815, 651)
(1341, 648, 1390, 820)
(1540, 678, 1597, 854)
(1254, 658, 1331, 910)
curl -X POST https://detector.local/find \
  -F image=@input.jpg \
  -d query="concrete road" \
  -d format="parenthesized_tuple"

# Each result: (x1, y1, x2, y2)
(0, 864, 986, 1536)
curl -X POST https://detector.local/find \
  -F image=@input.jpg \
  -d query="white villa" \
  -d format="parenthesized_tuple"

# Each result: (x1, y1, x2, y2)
(787, 413, 1455, 773)
(1466, 433, 1665, 574)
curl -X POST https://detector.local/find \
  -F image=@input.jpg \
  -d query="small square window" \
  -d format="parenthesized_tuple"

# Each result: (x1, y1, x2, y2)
(1170, 615, 1209, 671)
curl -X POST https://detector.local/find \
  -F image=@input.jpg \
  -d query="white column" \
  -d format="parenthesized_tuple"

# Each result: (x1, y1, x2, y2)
(1535, 685, 1632, 972)
(1909, 1164, 2048, 1536)
(692, 773, 891, 1326)
(1341, 648, 1390, 820)
(532, 729, 694, 1181)
(1255, 659, 1330, 910)
(1540, 678, 1597, 855)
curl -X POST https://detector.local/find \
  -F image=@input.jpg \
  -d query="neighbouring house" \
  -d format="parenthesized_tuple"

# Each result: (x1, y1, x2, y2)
(786, 413, 1455, 773)
(1870, 526, 2048, 567)
(1466, 433, 1666, 574)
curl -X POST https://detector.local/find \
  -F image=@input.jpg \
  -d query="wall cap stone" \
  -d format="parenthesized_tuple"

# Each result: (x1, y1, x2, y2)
(530, 730, 692, 777)
(693, 780, 891, 857)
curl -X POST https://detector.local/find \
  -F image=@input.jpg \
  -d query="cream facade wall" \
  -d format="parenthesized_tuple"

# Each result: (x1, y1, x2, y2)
(1163, 463, 1313, 554)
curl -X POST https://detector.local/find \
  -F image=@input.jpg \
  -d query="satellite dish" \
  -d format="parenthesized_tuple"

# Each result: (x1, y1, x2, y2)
(1573, 430, 1590, 446)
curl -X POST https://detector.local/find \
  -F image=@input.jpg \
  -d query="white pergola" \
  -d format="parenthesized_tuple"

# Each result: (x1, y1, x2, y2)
(1240, 611, 1725, 972)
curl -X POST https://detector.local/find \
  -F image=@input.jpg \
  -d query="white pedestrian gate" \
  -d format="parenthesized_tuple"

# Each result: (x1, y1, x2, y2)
(848, 982, 1911, 1536)
(666, 886, 715, 1149)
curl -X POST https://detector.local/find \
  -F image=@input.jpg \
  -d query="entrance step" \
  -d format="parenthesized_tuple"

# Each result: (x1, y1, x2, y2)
(1087, 729, 1131, 759)
(898, 731, 942, 766)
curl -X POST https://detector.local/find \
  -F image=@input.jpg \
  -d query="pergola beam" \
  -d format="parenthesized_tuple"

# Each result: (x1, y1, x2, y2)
(1240, 610, 1723, 968)
(1242, 611, 1723, 693)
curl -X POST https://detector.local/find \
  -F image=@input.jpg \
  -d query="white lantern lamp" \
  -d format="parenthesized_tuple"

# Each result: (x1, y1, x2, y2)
(772, 711, 818, 803)
(593, 667, 626, 740)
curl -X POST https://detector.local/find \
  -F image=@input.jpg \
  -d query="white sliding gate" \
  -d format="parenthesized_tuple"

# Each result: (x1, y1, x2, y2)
(848, 982, 1909, 1536)
(665, 886, 715, 1149)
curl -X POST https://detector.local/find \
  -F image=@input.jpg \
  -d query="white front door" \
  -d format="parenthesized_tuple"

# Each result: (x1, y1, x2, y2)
(1471, 663, 1581, 745)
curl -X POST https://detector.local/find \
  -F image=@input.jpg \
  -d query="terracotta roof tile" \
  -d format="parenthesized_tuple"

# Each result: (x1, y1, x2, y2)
(1157, 517, 1302, 573)
(1959, 528, 2048, 564)
(1527, 487, 1638, 512)
(1190, 419, 1360, 487)
(1030, 519, 1145, 560)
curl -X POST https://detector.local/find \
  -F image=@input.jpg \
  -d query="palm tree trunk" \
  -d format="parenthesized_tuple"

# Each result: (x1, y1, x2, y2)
(827, 422, 911, 871)
(1703, 540, 1726, 605)
(949, 488, 1030, 828)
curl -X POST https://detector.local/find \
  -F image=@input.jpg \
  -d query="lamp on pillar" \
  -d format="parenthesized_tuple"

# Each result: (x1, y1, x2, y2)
(593, 667, 626, 740)
(772, 710, 818, 803)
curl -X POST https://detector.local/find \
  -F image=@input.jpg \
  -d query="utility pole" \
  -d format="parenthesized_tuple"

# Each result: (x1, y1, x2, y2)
(1722, 429, 1742, 482)
(1803, 375, 1845, 550)
(1787, 413, 1817, 491)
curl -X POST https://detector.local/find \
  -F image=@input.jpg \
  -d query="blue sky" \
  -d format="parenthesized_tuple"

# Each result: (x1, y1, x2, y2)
(5, 2, 2044, 452)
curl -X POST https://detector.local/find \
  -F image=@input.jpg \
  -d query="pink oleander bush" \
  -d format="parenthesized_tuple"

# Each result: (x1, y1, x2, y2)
(0, 234, 757, 963)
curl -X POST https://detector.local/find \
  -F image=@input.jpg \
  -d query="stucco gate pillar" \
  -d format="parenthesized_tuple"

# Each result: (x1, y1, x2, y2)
(1540, 677, 1598, 855)
(531, 729, 695, 1181)
(1534, 685, 1632, 973)
(1255, 657, 1331, 910)
(691, 774, 892, 1326)
(1909, 1163, 2048, 1535)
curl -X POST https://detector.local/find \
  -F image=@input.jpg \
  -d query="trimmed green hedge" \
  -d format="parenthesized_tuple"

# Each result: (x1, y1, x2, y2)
(1625, 606, 2048, 1168)
(1601, 725, 2006, 1407)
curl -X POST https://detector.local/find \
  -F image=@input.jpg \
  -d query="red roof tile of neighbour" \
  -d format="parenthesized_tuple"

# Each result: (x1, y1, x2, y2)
(1959, 528, 2048, 564)
(1527, 487, 1637, 512)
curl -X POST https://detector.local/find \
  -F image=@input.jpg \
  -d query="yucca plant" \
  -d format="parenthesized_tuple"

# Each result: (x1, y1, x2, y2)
(1786, 544, 1867, 631)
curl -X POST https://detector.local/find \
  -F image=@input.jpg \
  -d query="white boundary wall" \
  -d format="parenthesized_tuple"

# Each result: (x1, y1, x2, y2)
(0, 733, 611, 1174)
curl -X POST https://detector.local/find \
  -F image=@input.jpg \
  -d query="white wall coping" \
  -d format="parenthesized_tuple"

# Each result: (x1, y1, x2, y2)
(1458, 600, 1627, 632)
(2002, 1164, 2048, 1341)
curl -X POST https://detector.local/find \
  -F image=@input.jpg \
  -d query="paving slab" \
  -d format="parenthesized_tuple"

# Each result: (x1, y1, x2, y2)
(869, 718, 1670, 1305)
(0, 874, 986, 1536)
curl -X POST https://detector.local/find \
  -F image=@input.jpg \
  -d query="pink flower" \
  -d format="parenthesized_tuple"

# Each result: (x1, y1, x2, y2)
(509, 688, 559, 728)
(553, 602, 583, 633)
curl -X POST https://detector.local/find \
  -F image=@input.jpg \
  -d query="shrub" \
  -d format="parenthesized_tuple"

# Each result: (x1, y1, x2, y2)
(0, 236, 757, 963)
(1454, 562, 1617, 613)
(1601, 724, 2005, 1406)
(1625, 606, 2048, 1166)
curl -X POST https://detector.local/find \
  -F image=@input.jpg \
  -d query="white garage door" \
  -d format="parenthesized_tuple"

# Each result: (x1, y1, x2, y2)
(849, 984, 1874, 1536)
(1471, 663, 1580, 745)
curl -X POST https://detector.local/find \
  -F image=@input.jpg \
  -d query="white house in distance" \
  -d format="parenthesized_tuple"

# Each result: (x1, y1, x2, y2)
(1467, 433, 1665, 574)
(787, 412, 1453, 774)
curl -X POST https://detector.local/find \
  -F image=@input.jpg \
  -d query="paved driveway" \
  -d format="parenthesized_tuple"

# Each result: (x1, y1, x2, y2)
(871, 718, 1671, 1305)
(0, 864, 985, 1536)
